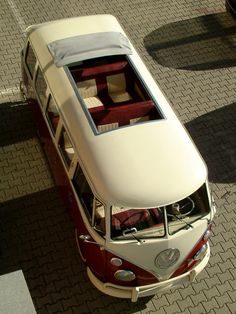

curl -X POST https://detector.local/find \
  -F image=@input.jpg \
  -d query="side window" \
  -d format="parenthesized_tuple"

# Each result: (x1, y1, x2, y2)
(46, 96, 59, 135)
(58, 127, 75, 168)
(72, 165, 94, 221)
(35, 67, 47, 108)
(25, 43, 36, 79)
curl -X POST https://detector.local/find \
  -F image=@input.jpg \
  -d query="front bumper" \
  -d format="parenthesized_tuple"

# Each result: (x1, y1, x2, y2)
(87, 242, 210, 302)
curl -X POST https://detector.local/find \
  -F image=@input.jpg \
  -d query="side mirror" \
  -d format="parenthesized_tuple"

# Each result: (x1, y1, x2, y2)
(79, 235, 91, 241)
(79, 234, 101, 246)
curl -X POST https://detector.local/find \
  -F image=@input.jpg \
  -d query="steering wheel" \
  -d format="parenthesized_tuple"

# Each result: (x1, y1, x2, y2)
(167, 197, 195, 218)
(119, 210, 149, 228)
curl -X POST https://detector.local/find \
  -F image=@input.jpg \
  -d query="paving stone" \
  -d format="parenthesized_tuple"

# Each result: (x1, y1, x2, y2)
(0, 0, 236, 313)
(214, 305, 234, 314)
(163, 302, 181, 314)
(164, 290, 182, 305)
(227, 302, 236, 314)
(202, 298, 220, 313)
(216, 292, 234, 308)
(188, 304, 206, 314)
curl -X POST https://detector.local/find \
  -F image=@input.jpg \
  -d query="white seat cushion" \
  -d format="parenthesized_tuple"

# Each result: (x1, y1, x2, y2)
(130, 116, 149, 124)
(77, 79, 104, 108)
(77, 79, 97, 98)
(109, 91, 132, 103)
(97, 122, 119, 132)
(107, 73, 132, 103)
(83, 97, 103, 109)
(65, 147, 75, 161)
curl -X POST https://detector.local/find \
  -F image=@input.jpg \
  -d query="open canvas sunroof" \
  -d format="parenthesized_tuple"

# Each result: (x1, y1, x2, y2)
(69, 55, 164, 134)
(48, 32, 132, 67)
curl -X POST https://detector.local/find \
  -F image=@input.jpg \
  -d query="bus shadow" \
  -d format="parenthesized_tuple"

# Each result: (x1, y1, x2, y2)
(0, 188, 84, 307)
(144, 12, 236, 70)
(0, 102, 35, 147)
(0, 188, 153, 313)
(185, 103, 236, 183)
(0, 100, 153, 313)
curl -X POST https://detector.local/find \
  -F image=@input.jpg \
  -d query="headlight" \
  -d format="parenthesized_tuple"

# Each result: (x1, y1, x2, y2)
(155, 248, 180, 269)
(114, 270, 136, 281)
(193, 244, 207, 261)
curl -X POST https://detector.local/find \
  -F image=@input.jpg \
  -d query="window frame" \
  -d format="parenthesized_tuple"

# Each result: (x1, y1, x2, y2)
(72, 164, 94, 222)
(25, 41, 37, 80)
(166, 184, 211, 235)
(46, 94, 60, 136)
(35, 66, 48, 109)
(92, 198, 106, 236)
(58, 126, 75, 170)
(110, 206, 166, 241)
(72, 163, 106, 236)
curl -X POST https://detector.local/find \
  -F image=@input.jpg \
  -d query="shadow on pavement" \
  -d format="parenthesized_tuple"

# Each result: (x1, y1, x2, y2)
(0, 188, 83, 311)
(0, 188, 152, 313)
(186, 102, 236, 183)
(0, 100, 152, 313)
(0, 102, 35, 146)
(144, 12, 236, 70)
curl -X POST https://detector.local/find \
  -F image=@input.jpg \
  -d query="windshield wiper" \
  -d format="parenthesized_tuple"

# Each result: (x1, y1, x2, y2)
(171, 214, 194, 229)
(122, 227, 143, 243)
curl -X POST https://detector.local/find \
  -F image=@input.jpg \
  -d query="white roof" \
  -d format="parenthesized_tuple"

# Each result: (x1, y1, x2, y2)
(66, 111, 207, 208)
(26, 15, 207, 207)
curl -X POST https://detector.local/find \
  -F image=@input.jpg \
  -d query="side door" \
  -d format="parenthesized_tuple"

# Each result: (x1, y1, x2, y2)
(56, 126, 106, 280)
(72, 165, 106, 281)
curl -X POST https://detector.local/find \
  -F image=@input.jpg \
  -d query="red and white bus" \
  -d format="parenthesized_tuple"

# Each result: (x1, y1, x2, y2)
(20, 15, 215, 301)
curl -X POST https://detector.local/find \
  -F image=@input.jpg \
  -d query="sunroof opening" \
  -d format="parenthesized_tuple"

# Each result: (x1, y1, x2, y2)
(69, 55, 164, 133)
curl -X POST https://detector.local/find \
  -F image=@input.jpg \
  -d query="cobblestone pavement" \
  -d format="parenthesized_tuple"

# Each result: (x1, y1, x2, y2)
(0, 0, 236, 313)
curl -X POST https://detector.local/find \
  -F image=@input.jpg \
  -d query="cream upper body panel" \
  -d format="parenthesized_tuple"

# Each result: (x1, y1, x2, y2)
(26, 15, 207, 207)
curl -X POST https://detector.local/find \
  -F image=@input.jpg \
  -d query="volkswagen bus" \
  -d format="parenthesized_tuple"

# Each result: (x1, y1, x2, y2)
(20, 15, 216, 301)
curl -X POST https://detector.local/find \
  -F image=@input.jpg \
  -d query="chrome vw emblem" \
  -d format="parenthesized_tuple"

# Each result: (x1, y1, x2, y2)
(155, 248, 180, 269)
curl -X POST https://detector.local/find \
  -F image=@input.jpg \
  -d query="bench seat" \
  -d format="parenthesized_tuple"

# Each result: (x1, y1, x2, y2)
(89, 100, 157, 129)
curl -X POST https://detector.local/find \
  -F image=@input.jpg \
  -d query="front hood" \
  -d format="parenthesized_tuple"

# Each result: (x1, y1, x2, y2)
(106, 221, 208, 280)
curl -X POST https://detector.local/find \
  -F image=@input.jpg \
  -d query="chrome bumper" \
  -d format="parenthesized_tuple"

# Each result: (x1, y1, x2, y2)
(87, 242, 210, 302)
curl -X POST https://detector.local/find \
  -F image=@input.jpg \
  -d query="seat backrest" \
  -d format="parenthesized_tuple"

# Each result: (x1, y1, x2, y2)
(71, 61, 128, 81)
(106, 73, 126, 93)
(77, 79, 97, 98)
(90, 100, 155, 127)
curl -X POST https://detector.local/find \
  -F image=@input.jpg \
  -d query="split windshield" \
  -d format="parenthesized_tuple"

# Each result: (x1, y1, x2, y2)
(111, 184, 211, 240)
